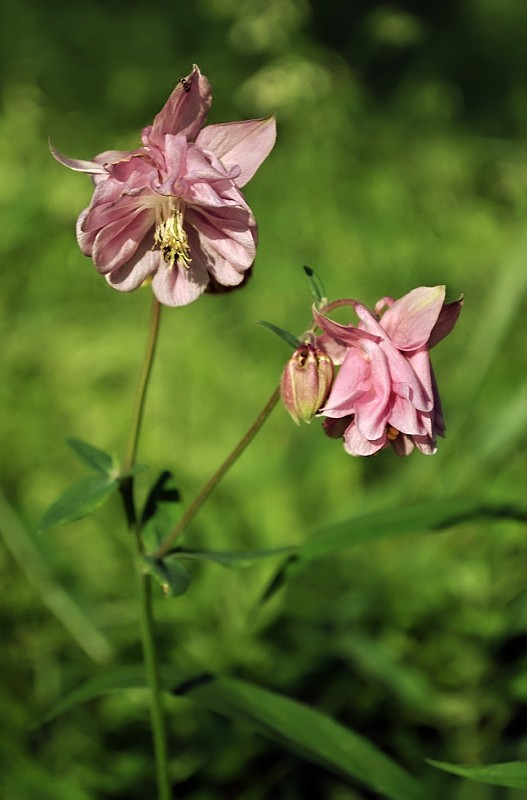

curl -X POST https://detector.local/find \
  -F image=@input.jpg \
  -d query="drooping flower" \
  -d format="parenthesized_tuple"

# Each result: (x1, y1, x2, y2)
(280, 339, 334, 425)
(314, 286, 463, 456)
(51, 65, 276, 306)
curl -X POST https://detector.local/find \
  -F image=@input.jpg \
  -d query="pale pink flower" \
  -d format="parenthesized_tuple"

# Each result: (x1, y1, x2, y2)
(51, 65, 276, 306)
(314, 286, 463, 456)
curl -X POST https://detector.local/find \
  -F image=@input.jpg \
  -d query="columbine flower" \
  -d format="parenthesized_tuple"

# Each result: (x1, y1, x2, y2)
(314, 286, 463, 456)
(280, 340, 334, 425)
(51, 65, 276, 306)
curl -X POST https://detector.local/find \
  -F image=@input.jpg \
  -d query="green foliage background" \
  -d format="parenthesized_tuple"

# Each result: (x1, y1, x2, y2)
(1, 0, 527, 797)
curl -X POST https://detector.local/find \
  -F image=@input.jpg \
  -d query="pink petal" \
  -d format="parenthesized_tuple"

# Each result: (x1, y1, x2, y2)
(151, 260, 209, 307)
(49, 141, 108, 174)
(322, 349, 370, 417)
(429, 296, 464, 349)
(106, 238, 160, 291)
(380, 286, 446, 350)
(147, 65, 212, 148)
(344, 421, 386, 456)
(388, 395, 426, 436)
(92, 208, 153, 273)
(412, 434, 438, 455)
(313, 308, 380, 347)
(153, 134, 188, 195)
(353, 341, 392, 440)
(186, 205, 257, 273)
(76, 209, 95, 255)
(196, 116, 277, 188)
(380, 341, 432, 412)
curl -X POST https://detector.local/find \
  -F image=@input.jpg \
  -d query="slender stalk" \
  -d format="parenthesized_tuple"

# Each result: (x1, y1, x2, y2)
(154, 386, 280, 560)
(124, 296, 163, 473)
(139, 570, 172, 800)
(119, 294, 171, 800)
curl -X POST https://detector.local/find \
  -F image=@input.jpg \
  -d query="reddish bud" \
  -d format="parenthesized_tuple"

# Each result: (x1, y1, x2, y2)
(280, 342, 334, 425)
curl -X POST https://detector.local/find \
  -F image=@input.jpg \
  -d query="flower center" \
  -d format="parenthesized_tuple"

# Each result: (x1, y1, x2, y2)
(387, 425, 399, 440)
(154, 199, 191, 269)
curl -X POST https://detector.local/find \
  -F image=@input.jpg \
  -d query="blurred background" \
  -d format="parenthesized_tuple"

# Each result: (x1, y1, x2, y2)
(2, 0, 527, 797)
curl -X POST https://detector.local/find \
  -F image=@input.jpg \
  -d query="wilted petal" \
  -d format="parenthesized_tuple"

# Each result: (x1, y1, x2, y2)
(380, 286, 446, 350)
(196, 116, 277, 188)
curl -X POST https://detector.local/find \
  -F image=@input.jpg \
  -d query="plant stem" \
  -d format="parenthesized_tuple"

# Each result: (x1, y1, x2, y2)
(124, 296, 163, 474)
(154, 386, 280, 560)
(139, 570, 172, 800)
(119, 294, 171, 800)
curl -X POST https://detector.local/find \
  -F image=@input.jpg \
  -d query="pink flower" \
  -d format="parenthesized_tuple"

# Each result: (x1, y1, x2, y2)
(51, 65, 276, 306)
(314, 286, 463, 456)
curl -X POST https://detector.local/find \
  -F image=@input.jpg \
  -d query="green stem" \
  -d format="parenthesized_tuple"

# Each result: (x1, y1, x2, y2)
(119, 294, 171, 800)
(139, 570, 172, 800)
(154, 386, 280, 560)
(124, 296, 163, 473)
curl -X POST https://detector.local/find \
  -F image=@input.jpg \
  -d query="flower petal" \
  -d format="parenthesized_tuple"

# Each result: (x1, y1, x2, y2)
(49, 141, 108, 174)
(322, 349, 369, 418)
(147, 65, 212, 147)
(151, 260, 210, 307)
(344, 420, 386, 456)
(196, 116, 277, 188)
(313, 308, 380, 347)
(92, 208, 153, 273)
(380, 286, 446, 350)
(429, 295, 464, 348)
(353, 341, 392, 440)
(106, 236, 160, 291)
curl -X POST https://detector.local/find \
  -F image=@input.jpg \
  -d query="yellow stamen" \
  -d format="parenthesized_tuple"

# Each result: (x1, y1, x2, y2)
(154, 199, 192, 269)
(387, 426, 399, 440)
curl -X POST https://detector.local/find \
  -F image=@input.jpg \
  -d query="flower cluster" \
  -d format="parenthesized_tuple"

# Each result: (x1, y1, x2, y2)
(52, 65, 276, 306)
(281, 286, 462, 456)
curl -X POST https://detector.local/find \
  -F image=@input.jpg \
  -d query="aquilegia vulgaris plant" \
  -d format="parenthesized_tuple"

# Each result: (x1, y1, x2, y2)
(42, 65, 477, 800)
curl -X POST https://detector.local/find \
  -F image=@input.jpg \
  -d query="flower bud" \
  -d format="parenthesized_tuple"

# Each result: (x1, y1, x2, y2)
(280, 342, 334, 425)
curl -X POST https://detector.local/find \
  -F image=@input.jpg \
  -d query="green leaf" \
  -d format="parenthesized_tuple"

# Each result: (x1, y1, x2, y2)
(142, 556, 191, 597)
(299, 499, 527, 563)
(167, 545, 298, 570)
(260, 499, 527, 605)
(179, 676, 425, 800)
(257, 320, 301, 349)
(303, 265, 326, 303)
(66, 438, 114, 475)
(39, 475, 119, 531)
(37, 664, 185, 725)
(428, 759, 527, 790)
